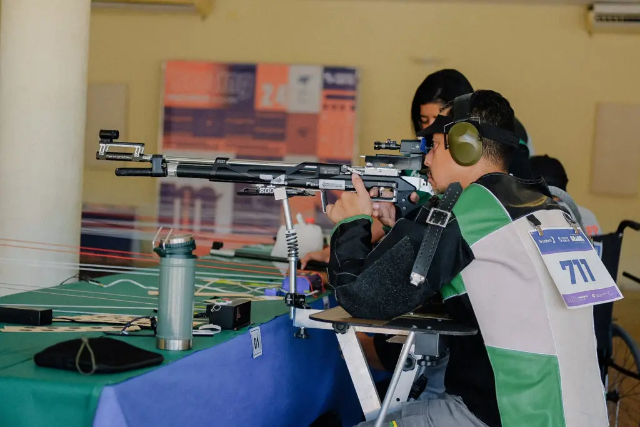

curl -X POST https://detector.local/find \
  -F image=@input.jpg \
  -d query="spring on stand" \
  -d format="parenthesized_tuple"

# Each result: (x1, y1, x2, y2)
(285, 229, 299, 261)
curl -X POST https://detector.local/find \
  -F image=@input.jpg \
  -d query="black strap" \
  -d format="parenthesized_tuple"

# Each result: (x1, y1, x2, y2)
(526, 213, 544, 236)
(410, 182, 463, 286)
(453, 94, 472, 122)
(477, 123, 521, 148)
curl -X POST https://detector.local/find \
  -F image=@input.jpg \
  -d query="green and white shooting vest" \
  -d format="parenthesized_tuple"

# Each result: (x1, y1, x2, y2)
(441, 175, 610, 427)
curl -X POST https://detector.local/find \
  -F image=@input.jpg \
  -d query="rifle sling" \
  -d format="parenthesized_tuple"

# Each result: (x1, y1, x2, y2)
(409, 182, 462, 286)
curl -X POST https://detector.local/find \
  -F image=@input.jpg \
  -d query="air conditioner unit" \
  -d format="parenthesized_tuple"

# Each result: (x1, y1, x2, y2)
(588, 3, 640, 34)
(92, 0, 214, 19)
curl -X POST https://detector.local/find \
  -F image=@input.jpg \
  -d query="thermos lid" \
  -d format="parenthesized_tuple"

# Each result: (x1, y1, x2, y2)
(153, 230, 197, 258)
(160, 234, 195, 248)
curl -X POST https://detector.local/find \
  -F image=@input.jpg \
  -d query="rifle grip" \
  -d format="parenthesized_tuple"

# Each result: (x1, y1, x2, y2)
(395, 190, 416, 218)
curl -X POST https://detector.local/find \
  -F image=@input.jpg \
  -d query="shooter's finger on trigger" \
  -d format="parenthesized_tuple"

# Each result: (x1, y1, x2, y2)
(381, 188, 395, 198)
(351, 173, 368, 196)
(369, 187, 379, 198)
(410, 192, 419, 203)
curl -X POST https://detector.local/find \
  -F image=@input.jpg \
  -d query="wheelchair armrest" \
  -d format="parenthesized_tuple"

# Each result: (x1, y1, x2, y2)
(616, 220, 640, 234)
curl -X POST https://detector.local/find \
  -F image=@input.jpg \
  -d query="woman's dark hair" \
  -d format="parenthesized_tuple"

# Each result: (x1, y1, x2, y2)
(410, 69, 474, 134)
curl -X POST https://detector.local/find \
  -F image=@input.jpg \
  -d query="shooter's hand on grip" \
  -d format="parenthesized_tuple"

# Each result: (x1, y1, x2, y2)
(326, 175, 373, 224)
(370, 188, 419, 227)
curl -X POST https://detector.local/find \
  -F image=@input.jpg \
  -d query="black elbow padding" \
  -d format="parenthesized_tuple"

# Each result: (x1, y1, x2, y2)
(334, 218, 473, 320)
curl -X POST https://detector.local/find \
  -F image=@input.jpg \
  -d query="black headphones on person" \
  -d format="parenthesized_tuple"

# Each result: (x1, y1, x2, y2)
(427, 94, 521, 167)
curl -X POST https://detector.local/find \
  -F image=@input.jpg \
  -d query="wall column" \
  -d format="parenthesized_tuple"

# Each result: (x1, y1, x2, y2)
(0, 0, 92, 295)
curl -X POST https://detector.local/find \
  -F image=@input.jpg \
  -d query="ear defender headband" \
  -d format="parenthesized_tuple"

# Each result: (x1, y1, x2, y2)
(444, 94, 520, 166)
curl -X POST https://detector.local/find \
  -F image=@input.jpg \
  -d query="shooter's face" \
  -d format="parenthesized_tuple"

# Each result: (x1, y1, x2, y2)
(423, 133, 467, 195)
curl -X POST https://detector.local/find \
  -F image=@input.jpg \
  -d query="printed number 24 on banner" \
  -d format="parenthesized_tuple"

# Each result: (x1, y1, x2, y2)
(529, 228, 622, 309)
(260, 84, 286, 109)
(255, 64, 288, 112)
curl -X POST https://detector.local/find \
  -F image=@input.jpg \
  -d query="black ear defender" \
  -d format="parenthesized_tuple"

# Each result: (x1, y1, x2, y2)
(445, 94, 520, 167)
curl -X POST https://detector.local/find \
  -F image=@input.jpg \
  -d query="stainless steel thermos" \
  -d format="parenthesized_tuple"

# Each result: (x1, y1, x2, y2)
(154, 234, 197, 351)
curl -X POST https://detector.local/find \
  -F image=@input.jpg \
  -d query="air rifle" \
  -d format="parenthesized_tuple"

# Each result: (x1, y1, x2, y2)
(95, 130, 431, 216)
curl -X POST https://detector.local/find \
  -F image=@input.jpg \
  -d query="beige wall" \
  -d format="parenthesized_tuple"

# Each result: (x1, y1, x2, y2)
(85, 0, 640, 283)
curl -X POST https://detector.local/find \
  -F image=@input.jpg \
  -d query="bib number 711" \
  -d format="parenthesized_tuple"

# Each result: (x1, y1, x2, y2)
(559, 258, 595, 285)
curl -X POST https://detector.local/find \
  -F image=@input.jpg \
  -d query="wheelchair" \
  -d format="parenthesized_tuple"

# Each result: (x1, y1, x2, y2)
(592, 220, 640, 427)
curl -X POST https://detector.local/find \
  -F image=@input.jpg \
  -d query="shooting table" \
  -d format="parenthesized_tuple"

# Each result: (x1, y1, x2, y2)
(0, 257, 361, 427)
(295, 306, 477, 426)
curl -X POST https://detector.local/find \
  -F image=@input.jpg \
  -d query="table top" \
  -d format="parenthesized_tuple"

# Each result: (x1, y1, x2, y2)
(310, 306, 477, 336)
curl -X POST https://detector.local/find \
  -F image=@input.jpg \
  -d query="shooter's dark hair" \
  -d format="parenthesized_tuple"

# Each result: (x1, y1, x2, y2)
(444, 89, 517, 170)
(411, 69, 474, 134)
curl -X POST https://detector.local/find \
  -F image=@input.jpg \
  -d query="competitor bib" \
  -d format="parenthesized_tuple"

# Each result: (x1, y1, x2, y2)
(529, 227, 623, 309)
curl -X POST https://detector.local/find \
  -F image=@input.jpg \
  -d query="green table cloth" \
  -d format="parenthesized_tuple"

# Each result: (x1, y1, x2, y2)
(0, 255, 317, 426)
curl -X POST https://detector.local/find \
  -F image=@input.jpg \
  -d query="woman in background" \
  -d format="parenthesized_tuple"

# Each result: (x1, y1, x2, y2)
(410, 69, 473, 133)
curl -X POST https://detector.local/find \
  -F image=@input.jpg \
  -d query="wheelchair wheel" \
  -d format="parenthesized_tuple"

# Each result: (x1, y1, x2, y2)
(607, 323, 640, 427)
